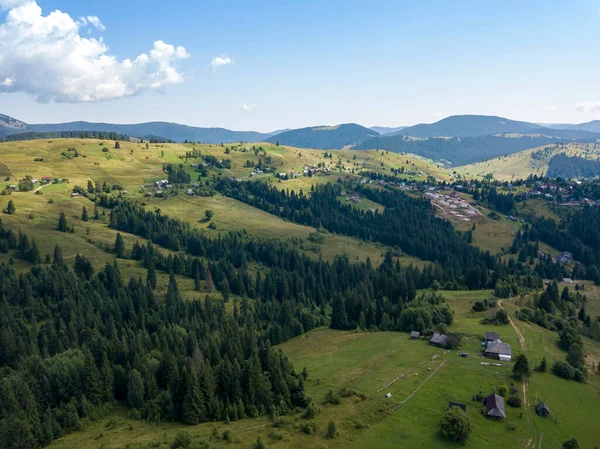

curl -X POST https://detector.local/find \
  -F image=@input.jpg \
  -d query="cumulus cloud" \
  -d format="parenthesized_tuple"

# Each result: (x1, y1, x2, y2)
(544, 105, 558, 111)
(0, 1, 190, 103)
(79, 15, 106, 31)
(241, 102, 256, 111)
(210, 54, 232, 71)
(0, 0, 27, 10)
(575, 101, 600, 113)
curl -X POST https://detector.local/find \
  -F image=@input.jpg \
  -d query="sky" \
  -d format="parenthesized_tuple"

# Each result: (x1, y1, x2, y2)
(0, 0, 599, 132)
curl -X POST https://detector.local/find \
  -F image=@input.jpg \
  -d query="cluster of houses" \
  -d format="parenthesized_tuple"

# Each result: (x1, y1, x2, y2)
(425, 191, 479, 222)
(523, 181, 600, 207)
(447, 393, 550, 421)
(483, 331, 512, 361)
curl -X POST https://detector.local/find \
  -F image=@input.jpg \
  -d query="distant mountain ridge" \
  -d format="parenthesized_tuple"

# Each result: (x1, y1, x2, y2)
(369, 126, 406, 135)
(397, 115, 596, 139)
(0, 114, 283, 143)
(265, 123, 379, 149)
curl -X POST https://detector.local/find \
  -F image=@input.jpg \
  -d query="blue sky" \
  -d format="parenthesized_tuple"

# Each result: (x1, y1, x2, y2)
(1, 0, 599, 131)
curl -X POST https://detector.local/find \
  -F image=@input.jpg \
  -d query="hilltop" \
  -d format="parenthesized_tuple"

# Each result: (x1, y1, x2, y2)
(265, 123, 379, 149)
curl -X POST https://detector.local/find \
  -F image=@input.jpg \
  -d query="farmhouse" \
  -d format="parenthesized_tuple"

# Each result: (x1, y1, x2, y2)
(185, 189, 194, 196)
(484, 331, 500, 343)
(485, 394, 506, 419)
(557, 251, 573, 263)
(484, 342, 512, 361)
(429, 332, 448, 348)
(449, 402, 466, 412)
(410, 331, 421, 340)
(536, 402, 550, 417)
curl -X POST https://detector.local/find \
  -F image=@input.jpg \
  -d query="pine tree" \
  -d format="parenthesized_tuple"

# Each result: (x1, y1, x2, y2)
(81, 206, 88, 222)
(28, 239, 41, 264)
(513, 354, 532, 379)
(147, 263, 157, 290)
(57, 212, 68, 232)
(127, 369, 145, 409)
(114, 233, 125, 258)
(93, 205, 99, 220)
(6, 199, 16, 215)
(182, 364, 206, 424)
(52, 244, 64, 268)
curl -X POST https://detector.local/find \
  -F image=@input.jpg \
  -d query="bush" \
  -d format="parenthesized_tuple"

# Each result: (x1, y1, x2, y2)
(573, 368, 585, 383)
(300, 422, 317, 434)
(440, 407, 473, 443)
(302, 404, 317, 419)
(173, 430, 193, 448)
(325, 421, 338, 439)
(507, 396, 522, 408)
(252, 437, 266, 449)
(552, 361, 575, 380)
(268, 431, 283, 441)
(324, 389, 340, 405)
(562, 438, 581, 449)
(222, 429, 233, 442)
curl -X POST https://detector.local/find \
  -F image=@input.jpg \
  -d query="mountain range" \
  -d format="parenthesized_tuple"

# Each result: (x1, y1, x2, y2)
(2, 113, 599, 164)
(0, 114, 280, 143)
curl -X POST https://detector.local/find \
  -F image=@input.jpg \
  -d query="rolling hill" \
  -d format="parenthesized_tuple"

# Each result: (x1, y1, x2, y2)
(0, 113, 282, 143)
(354, 133, 581, 166)
(455, 142, 600, 180)
(265, 123, 379, 149)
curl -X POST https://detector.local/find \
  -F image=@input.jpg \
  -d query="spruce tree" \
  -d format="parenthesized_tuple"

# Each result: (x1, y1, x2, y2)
(81, 206, 88, 222)
(114, 233, 125, 258)
(6, 199, 16, 215)
(127, 369, 145, 409)
(147, 263, 157, 290)
(57, 212, 68, 232)
(182, 364, 206, 424)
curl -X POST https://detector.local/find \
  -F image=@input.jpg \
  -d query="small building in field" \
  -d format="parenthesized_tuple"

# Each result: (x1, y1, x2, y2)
(410, 331, 421, 340)
(385, 393, 392, 398)
(536, 402, 550, 417)
(449, 402, 466, 412)
(485, 331, 500, 343)
(485, 394, 506, 419)
(70, 192, 80, 197)
(186, 189, 194, 195)
(430, 332, 448, 348)
(484, 342, 512, 361)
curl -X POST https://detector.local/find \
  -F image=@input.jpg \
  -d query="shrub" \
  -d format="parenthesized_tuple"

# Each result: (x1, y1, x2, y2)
(325, 421, 338, 439)
(324, 389, 340, 405)
(440, 407, 473, 443)
(173, 430, 193, 448)
(507, 396, 522, 408)
(252, 437, 266, 449)
(268, 431, 283, 441)
(552, 361, 575, 380)
(300, 422, 317, 434)
(562, 438, 581, 449)
(222, 429, 233, 442)
(302, 404, 317, 420)
(573, 368, 585, 383)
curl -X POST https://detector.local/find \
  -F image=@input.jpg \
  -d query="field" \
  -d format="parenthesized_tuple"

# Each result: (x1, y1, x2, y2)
(4, 138, 600, 449)
(455, 143, 600, 181)
(48, 284, 600, 449)
(0, 138, 437, 274)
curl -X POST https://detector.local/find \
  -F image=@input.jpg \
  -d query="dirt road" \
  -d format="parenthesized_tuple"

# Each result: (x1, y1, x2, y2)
(498, 299, 536, 449)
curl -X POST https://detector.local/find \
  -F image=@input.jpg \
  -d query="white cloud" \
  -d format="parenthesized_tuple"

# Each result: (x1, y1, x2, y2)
(241, 102, 256, 111)
(544, 105, 558, 111)
(86, 16, 105, 31)
(0, 1, 190, 103)
(575, 101, 600, 113)
(0, 0, 26, 11)
(209, 54, 232, 71)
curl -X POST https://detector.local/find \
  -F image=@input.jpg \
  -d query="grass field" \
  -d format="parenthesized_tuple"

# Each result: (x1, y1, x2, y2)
(46, 286, 600, 449)
(0, 138, 435, 270)
(455, 143, 600, 182)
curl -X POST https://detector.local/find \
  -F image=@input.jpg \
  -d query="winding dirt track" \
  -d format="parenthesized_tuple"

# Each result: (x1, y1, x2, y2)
(498, 300, 536, 449)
